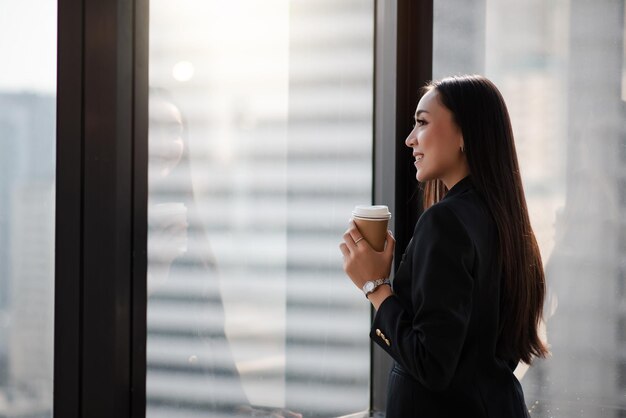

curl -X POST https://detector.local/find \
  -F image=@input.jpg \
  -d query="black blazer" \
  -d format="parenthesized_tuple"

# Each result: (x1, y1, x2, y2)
(371, 174, 530, 417)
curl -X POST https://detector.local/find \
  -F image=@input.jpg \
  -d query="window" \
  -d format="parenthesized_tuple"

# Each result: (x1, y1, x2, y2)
(147, 1, 374, 416)
(0, 1, 57, 416)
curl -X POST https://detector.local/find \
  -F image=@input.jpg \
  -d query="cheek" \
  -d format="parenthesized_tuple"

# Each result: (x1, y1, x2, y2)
(425, 127, 458, 158)
(418, 131, 458, 171)
(417, 127, 439, 157)
(172, 138, 184, 161)
(416, 128, 431, 149)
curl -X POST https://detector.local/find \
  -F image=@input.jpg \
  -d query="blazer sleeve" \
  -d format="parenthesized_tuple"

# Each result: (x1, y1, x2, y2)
(370, 204, 476, 391)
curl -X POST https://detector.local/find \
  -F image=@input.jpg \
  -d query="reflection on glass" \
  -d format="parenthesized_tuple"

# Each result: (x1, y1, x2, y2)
(435, 0, 626, 416)
(147, 1, 374, 417)
(0, 1, 57, 417)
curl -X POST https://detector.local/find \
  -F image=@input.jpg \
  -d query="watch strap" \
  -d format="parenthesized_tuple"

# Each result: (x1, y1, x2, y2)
(362, 278, 390, 298)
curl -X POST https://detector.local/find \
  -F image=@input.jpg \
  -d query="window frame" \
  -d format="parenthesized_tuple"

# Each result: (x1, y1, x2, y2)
(371, 0, 432, 414)
(55, 0, 148, 416)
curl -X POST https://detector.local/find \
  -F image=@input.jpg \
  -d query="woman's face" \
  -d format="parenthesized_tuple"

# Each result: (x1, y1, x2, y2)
(149, 97, 185, 179)
(405, 88, 467, 187)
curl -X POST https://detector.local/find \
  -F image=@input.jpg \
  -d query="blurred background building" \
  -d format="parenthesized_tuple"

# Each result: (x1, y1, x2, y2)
(146, 1, 372, 416)
(0, 93, 55, 417)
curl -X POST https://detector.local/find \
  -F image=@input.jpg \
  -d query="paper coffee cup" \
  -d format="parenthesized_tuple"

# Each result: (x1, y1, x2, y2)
(351, 205, 391, 252)
(149, 202, 189, 253)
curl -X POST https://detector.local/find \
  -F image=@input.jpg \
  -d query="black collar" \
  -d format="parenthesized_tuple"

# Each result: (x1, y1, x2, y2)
(442, 174, 473, 201)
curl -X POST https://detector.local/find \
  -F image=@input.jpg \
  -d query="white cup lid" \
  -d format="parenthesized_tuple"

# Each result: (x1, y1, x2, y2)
(352, 205, 391, 219)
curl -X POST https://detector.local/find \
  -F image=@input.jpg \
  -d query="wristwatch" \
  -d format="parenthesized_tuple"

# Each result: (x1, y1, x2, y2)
(362, 278, 391, 299)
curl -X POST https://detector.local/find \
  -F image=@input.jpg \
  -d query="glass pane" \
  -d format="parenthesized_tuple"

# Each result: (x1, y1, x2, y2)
(0, 1, 57, 416)
(434, 0, 626, 416)
(147, 1, 374, 417)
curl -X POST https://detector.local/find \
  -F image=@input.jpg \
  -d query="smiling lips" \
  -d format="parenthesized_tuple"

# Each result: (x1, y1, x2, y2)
(413, 153, 424, 163)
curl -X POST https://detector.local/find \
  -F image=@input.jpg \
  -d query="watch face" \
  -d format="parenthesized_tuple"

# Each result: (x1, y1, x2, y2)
(364, 282, 375, 293)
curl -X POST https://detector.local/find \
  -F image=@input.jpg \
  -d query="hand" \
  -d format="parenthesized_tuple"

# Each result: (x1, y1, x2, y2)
(339, 219, 395, 291)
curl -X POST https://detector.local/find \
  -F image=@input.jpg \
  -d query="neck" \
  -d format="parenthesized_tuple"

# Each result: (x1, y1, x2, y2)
(442, 169, 470, 190)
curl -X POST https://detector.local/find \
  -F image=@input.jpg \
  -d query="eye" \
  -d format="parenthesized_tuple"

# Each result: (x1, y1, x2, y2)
(414, 118, 427, 127)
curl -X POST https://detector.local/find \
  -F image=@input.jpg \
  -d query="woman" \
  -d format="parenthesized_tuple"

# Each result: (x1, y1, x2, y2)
(339, 74, 549, 417)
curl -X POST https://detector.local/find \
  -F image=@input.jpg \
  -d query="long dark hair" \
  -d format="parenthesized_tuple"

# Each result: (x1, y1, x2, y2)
(420, 74, 549, 364)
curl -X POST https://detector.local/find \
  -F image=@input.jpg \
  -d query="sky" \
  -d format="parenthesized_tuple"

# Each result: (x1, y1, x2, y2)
(0, 1, 57, 94)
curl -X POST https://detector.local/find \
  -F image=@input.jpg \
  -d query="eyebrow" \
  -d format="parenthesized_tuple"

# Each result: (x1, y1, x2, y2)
(414, 110, 429, 119)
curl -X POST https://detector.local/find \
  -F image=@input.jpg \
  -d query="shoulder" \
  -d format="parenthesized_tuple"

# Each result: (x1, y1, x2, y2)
(413, 202, 474, 253)
(409, 200, 477, 285)
(415, 200, 467, 236)
(419, 188, 491, 236)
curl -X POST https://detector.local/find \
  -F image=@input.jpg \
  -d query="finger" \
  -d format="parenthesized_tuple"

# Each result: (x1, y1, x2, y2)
(346, 221, 365, 248)
(384, 230, 395, 251)
(387, 230, 396, 249)
(348, 218, 362, 235)
(339, 242, 350, 258)
(355, 234, 373, 251)
(342, 231, 361, 251)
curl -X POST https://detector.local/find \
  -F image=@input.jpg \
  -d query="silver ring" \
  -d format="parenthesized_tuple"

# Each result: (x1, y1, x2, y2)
(354, 237, 364, 245)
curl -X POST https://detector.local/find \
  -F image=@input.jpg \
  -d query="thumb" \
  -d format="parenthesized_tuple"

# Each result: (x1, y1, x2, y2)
(385, 230, 395, 254)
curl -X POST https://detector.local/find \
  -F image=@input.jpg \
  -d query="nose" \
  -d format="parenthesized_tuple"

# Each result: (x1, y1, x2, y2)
(405, 126, 417, 148)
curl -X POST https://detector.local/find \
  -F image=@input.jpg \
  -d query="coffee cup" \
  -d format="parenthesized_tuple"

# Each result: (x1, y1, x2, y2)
(351, 205, 392, 252)
(149, 202, 189, 254)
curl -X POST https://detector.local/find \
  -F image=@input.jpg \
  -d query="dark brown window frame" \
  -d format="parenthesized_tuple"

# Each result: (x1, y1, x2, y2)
(371, 0, 432, 414)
